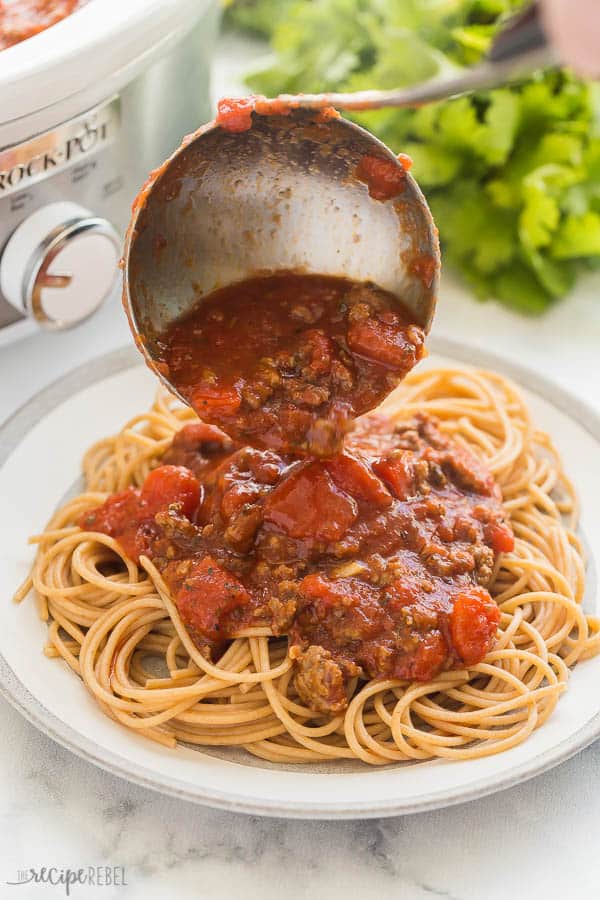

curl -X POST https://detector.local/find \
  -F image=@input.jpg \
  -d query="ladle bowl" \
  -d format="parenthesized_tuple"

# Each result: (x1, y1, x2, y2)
(123, 109, 440, 395)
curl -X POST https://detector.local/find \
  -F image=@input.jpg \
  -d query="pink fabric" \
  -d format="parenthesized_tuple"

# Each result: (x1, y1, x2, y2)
(541, 0, 600, 77)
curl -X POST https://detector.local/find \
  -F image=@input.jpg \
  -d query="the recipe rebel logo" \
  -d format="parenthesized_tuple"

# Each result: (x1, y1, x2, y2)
(6, 866, 127, 895)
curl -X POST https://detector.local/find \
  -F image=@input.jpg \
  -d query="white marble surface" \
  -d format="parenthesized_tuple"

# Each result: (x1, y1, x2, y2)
(2, 35, 600, 900)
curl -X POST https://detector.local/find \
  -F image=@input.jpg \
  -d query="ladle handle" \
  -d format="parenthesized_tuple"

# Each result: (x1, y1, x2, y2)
(275, 2, 555, 113)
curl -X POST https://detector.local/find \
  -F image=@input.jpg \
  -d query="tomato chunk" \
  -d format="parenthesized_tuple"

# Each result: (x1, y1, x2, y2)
(449, 588, 500, 666)
(79, 489, 145, 561)
(175, 556, 250, 640)
(190, 382, 241, 418)
(80, 465, 201, 563)
(373, 454, 414, 500)
(296, 574, 387, 643)
(394, 630, 448, 681)
(326, 453, 392, 507)
(397, 153, 413, 171)
(264, 463, 357, 542)
(141, 465, 201, 520)
(300, 574, 358, 609)
(485, 520, 515, 554)
(221, 482, 262, 520)
(216, 96, 257, 133)
(356, 154, 407, 201)
(347, 314, 424, 370)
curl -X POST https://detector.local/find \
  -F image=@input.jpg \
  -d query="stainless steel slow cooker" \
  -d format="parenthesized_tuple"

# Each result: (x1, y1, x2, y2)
(0, 0, 220, 345)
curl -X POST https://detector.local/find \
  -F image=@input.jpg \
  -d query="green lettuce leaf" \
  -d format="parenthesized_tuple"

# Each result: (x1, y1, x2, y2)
(228, 0, 600, 313)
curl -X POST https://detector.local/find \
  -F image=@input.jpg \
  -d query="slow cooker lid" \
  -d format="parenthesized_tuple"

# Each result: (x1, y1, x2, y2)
(1, 0, 215, 124)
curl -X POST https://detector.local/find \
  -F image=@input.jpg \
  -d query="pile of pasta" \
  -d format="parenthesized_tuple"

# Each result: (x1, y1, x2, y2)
(16, 366, 600, 765)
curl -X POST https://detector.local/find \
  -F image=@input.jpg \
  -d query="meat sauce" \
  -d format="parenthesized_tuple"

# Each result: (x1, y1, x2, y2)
(0, 0, 85, 50)
(81, 413, 513, 714)
(156, 274, 426, 457)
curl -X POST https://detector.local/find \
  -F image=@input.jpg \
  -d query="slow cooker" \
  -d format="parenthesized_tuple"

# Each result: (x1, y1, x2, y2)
(0, 0, 220, 345)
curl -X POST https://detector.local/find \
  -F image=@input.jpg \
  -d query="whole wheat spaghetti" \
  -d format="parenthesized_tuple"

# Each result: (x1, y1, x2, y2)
(14, 366, 600, 765)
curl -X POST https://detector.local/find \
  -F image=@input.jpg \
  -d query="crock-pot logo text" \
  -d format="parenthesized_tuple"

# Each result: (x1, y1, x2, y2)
(0, 122, 110, 190)
(0, 97, 120, 197)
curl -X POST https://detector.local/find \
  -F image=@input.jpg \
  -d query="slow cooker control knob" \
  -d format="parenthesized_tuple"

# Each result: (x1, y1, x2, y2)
(0, 202, 120, 330)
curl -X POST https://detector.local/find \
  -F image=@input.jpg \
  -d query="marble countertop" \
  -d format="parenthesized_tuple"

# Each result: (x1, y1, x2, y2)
(2, 35, 600, 900)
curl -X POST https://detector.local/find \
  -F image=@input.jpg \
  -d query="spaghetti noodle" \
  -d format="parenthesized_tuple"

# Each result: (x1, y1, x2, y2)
(15, 365, 600, 765)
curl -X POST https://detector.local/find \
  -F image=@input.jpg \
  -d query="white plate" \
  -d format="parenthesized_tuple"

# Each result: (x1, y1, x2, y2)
(1, 339, 600, 819)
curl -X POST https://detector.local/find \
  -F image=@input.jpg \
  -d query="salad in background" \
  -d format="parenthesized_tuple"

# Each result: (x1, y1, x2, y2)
(226, 0, 600, 314)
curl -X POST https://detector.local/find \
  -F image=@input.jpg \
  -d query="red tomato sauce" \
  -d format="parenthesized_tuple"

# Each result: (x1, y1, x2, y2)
(410, 254, 438, 290)
(82, 413, 513, 714)
(80, 465, 201, 562)
(0, 0, 85, 50)
(355, 154, 410, 201)
(216, 97, 258, 133)
(156, 273, 426, 457)
(216, 96, 293, 132)
(216, 96, 341, 133)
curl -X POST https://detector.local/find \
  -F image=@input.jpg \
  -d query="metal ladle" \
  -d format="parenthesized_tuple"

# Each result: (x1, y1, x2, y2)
(123, 110, 440, 393)
(123, 2, 548, 391)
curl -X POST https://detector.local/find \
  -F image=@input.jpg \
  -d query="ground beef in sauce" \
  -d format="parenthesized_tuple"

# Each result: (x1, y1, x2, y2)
(291, 645, 360, 716)
(82, 412, 513, 714)
(155, 274, 425, 457)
